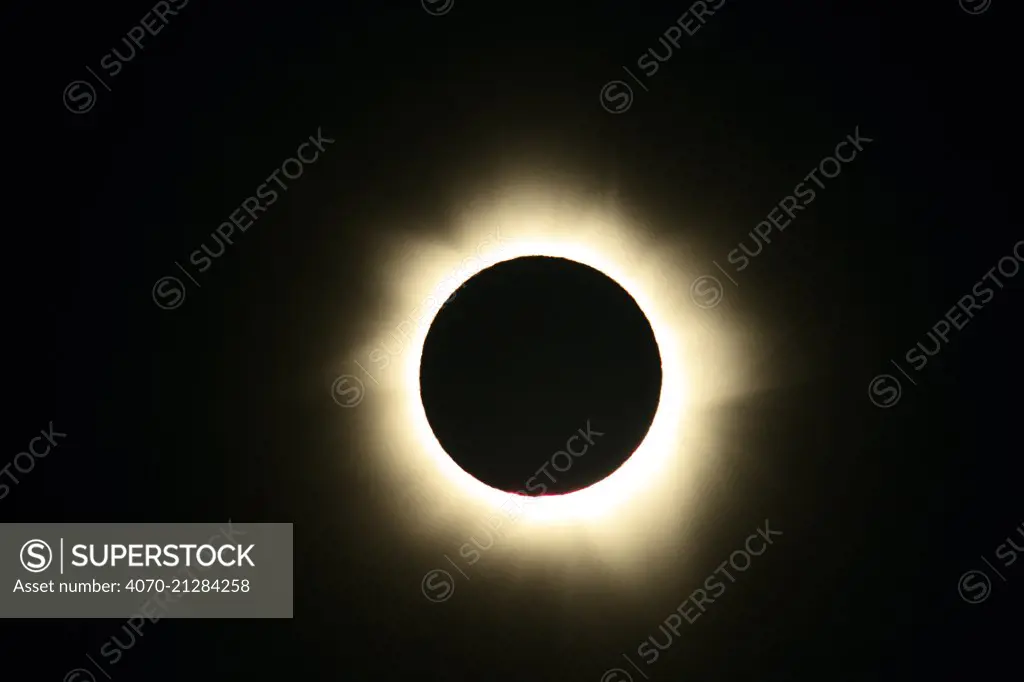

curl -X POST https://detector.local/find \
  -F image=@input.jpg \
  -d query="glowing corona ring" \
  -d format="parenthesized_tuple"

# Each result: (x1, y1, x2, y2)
(339, 178, 748, 569)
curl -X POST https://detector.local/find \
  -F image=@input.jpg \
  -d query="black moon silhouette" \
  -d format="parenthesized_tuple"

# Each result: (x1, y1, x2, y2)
(419, 256, 662, 496)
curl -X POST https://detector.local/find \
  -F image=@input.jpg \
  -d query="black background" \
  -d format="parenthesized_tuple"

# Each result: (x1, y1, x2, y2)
(4, 0, 1021, 680)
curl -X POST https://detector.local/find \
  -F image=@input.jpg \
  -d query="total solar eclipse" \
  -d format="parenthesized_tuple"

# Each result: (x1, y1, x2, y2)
(418, 256, 663, 496)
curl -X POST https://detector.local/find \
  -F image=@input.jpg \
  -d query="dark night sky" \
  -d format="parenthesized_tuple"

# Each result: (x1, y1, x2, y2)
(3, 0, 1021, 679)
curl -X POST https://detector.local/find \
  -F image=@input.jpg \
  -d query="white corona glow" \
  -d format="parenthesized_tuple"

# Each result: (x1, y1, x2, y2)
(408, 238, 683, 524)
(341, 177, 751, 569)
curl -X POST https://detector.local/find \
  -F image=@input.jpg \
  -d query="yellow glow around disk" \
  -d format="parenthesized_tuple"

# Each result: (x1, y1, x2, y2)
(408, 240, 682, 524)
(343, 178, 750, 568)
